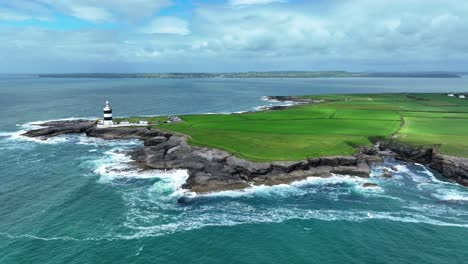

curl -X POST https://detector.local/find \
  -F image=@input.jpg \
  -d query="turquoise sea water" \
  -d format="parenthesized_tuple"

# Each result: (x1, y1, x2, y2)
(1, 76, 468, 263)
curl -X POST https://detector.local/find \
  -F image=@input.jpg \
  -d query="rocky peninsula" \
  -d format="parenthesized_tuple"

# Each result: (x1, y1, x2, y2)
(23, 120, 375, 192)
(22, 114, 468, 193)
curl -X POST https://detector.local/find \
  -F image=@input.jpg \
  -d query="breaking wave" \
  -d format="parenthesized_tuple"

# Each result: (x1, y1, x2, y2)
(0, 118, 94, 144)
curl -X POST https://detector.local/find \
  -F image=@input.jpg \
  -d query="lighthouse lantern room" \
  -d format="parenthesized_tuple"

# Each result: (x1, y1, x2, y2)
(103, 100, 113, 127)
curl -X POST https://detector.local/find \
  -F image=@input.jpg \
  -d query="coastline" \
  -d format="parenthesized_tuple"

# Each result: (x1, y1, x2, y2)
(22, 121, 375, 193)
(20, 96, 468, 193)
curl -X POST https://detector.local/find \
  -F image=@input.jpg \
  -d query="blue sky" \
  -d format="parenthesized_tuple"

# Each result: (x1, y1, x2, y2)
(0, 0, 467, 73)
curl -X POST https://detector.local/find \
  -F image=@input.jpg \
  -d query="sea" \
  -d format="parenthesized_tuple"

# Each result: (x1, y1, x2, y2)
(0, 76, 467, 264)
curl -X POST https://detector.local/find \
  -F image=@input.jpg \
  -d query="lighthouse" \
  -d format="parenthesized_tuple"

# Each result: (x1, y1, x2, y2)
(103, 100, 113, 127)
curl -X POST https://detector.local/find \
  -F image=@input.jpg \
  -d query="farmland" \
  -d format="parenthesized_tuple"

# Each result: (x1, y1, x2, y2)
(134, 93, 468, 161)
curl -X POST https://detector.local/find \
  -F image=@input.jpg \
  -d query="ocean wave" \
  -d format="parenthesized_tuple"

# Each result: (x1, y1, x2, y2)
(197, 175, 378, 199)
(432, 189, 468, 202)
(0, 231, 119, 242)
(120, 207, 468, 240)
(0, 232, 82, 241)
(3, 206, 467, 242)
(0, 118, 91, 144)
(91, 147, 189, 192)
(1, 129, 71, 144)
(107, 163, 467, 238)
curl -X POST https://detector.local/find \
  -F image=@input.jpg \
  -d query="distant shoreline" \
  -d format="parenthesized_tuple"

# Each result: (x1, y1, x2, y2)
(37, 71, 461, 79)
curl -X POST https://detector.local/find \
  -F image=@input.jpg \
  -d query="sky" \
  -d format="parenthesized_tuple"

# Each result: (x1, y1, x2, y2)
(0, 0, 467, 73)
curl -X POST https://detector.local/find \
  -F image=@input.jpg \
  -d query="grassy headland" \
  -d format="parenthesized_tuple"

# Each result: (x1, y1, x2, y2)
(128, 93, 468, 162)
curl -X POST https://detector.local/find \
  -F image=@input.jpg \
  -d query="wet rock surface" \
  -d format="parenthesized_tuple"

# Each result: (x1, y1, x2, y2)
(380, 140, 468, 187)
(22, 120, 96, 138)
(362, 182, 379, 188)
(430, 153, 468, 187)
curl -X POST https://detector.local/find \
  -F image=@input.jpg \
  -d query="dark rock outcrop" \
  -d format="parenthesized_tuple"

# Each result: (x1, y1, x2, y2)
(379, 140, 433, 164)
(430, 153, 468, 186)
(22, 120, 96, 138)
(362, 182, 378, 188)
(379, 140, 468, 186)
(86, 127, 168, 140)
(132, 140, 373, 192)
(381, 168, 393, 178)
(265, 96, 323, 104)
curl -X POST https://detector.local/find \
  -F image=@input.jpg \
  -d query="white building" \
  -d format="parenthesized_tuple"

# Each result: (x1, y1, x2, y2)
(459, 95, 466, 99)
(448, 93, 455, 97)
(103, 101, 113, 126)
(97, 102, 153, 128)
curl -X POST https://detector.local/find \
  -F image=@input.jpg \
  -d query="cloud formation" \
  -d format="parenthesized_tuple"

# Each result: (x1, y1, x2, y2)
(0, 0, 467, 72)
(27, 0, 171, 23)
(140, 16, 190, 35)
(0, 1, 51, 21)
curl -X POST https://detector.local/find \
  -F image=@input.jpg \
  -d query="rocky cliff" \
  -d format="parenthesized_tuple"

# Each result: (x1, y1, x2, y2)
(22, 120, 373, 193)
(22, 120, 468, 192)
(379, 140, 468, 186)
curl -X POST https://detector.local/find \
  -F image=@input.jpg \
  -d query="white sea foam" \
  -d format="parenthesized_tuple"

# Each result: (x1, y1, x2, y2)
(417, 164, 455, 186)
(2, 129, 70, 144)
(433, 189, 468, 202)
(393, 164, 410, 173)
(198, 182, 307, 198)
(0, 118, 94, 144)
(198, 174, 380, 199)
(3, 205, 468, 242)
(260, 96, 294, 105)
(119, 207, 468, 240)
(92, 147, 189, 194)
(0, 131, 16, 137)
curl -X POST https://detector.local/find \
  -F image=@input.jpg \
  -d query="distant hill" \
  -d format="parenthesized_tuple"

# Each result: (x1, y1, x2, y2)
(38, 71, 461, 79)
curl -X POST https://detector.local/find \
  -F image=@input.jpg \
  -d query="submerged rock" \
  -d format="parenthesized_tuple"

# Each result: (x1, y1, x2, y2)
(362, 182, 379, 188)
(381, 168, 393, 178)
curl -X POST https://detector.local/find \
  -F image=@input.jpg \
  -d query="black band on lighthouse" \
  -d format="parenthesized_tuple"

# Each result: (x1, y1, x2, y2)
(104, 110, 112, 114)
(104, 117, 112, 120)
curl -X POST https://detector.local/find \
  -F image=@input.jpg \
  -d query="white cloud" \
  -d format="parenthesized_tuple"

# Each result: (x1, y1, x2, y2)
(38, 0, 172, 23)
(0, 9, 30, 21)
(140, 17, 190, 35)
(0, 1, 51, 21)
(230, 0, 286, 6)
(69, 6, 114, 22)
(1, 0, 468, 72)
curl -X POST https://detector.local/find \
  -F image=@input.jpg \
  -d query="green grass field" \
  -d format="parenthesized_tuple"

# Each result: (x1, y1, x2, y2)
(132, 93, 468, 161)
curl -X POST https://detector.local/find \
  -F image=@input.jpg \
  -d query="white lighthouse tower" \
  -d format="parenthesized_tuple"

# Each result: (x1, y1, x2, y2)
(103, 100, 113, 127)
